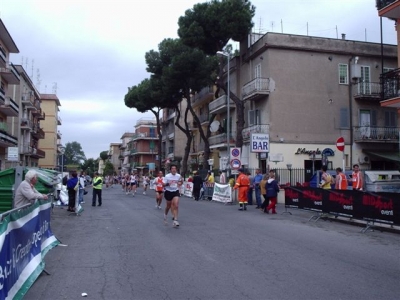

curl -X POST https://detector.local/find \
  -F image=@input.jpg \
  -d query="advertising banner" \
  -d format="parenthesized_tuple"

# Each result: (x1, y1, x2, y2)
(0, 200, 59, 300)
(212, 183, 232, 203)
(183, 182, 193, 198)
(353, 192, 396, 225)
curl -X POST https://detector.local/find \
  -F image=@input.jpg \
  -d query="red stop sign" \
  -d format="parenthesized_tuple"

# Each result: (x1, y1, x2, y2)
(336, 137, 345, 152)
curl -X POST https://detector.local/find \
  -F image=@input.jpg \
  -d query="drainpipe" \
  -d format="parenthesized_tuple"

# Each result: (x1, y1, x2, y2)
(348, 56, 354, 167)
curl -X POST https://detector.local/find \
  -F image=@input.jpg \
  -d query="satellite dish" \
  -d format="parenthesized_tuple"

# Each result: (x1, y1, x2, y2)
(210, 120, 220, 133)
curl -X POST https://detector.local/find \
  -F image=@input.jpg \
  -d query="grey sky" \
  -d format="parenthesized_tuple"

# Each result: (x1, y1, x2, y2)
(1, 0, 396, 159)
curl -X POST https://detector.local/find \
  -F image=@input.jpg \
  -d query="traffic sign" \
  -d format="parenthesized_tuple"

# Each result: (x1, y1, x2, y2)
(336, 137, 345, 152)
(231, 148, 240, 157)
(230, 159, 241, 169)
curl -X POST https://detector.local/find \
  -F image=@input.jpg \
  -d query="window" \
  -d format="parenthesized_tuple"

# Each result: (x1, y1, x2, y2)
(248, 110, 259, 126)
(339, 108, 349, 128)
(360, 66, 371, 94)
(385, 111, 396, 127)
(339, 64, 348, 84)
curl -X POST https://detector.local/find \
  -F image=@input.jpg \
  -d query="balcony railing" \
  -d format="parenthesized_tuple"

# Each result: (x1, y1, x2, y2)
(242, 124, 270, 141)
(57, 115, 62, 125)
(0, 63, 20, 84)
(208, 132, 235, 146)
(380, 68, 400, 100)
(21, 94, 35, 109)
(31, 148, 46, 158)
(353, 82, 381, 101)
(242, 78, 274, 101)
(192, 86, 214, 107)
(208, 95, 235, 115)
(20, 119, 33, 130)
(0, 128, 17, 146)
(0, 97, 19, 117)
(353, 126, 399, 142)
(376, 0, 397, 10)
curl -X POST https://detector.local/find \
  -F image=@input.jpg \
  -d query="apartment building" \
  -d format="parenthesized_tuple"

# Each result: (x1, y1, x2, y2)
(108, 142, 122, 174)
(161, 100, 187, 170)
(174, 32, 398, 179)
(0, 19, 20, 170)
(120, 132, 134, 175)
(11, 65, 45, 167)
(129, 117, 158, 175)
(39, 93, 61, 169)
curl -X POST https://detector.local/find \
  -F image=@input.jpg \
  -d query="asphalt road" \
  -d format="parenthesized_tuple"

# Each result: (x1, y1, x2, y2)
(25, 185, 400, 300)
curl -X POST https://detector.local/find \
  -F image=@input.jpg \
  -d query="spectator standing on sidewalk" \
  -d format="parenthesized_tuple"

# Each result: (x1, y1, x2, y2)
(265, 173, 280, 214)
(247, 171, 254, 205)
(253, 168, 263, 209)
(78, 172, 86, 204)
(192, 171, 203, 201)
(66, 171, 78, 212)
(92, 172, 103, 207)
(234, 168, 250, 211)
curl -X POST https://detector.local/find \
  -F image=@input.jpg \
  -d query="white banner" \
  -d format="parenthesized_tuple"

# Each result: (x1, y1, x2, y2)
(211, 183, 232, 203)
(183, 182, 193, 197)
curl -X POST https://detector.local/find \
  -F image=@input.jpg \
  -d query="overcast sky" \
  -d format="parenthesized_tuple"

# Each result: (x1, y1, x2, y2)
(1, 0, 397, 159)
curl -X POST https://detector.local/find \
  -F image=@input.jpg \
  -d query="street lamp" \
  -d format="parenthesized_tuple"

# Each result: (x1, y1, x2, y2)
(217, 50, 231, 175)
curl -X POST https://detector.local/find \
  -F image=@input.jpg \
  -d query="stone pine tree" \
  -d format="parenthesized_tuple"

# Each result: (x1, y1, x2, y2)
(125, 77, 181, 172)
(64, 141, 86, 165)
(178, 0, 256, 148)
(144, 38, 219, 174)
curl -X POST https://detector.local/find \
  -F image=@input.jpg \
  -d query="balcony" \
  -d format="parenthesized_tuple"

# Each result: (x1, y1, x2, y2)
(0, 97, 19, 117)
(168, 132, 174, 140)
(380, 68, 400, 107)
(57, 115, 62, 125)
(209, 95, 235, 115)
(192, 86, 214, 108)
(131, 132, 158, 141)
(57, 130, 62, 139)
(242, 78, 275, 101)
(21, 144, 33, 155)
(32, 125, 45, 139)
(21, 94, 36, 110)
(123, 150, 130, 156)
(353, 82, 381, 102)
(242, 124, 270, 141)
(20, 119, 32, 130)
(209, 132, 235, 149)
(31, 148, 46, 158)
(377, 0, 400, 18)
(0, 122, 17, 147)
(0, 46, 6, 66)
(353, 126, 399, 143)
(130, 147, 158, 155)
(0, 63, 20, 84)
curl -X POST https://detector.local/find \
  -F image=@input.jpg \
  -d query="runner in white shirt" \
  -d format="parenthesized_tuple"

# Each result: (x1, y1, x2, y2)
(163, 165, 183, 227)
(129, 173, 137, 196)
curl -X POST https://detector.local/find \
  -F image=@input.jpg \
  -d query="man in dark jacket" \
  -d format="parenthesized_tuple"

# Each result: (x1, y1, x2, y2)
(192, 171, 203, 201)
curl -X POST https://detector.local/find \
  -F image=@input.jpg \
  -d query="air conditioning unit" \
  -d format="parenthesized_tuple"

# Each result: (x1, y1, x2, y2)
(358, 156, 370, 164)
(139, 133, 146, 137)
(21, 96, 26, 101)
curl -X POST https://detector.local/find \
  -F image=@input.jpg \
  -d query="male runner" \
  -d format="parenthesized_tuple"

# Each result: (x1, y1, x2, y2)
(163, 165, 183, 227)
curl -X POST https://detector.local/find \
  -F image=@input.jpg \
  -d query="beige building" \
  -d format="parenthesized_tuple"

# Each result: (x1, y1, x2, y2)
(39, 93, 61, 169)
(108, 142, 122, 174)
(0, 19, 20, 170)
(120, 132, 134, 174)
(174, 32, 398, 181)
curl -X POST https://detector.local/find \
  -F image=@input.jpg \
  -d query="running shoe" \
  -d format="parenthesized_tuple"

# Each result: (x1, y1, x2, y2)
(173, 220, 179, 227)
(143, 192, 146, 195)
(155, 204, 158, 209)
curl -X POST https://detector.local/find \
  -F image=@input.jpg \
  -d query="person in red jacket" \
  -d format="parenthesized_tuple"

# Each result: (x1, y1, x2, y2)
(233, 168, 250, 211)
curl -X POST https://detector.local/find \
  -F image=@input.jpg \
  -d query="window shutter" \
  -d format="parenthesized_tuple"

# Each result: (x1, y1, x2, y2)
(248, 110, 255, 125)
(340, 108, 349, 128)
(371, 110, 377, 126)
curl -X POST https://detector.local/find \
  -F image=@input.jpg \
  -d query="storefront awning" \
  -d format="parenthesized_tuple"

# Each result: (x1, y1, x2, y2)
(364, 151, 400, 163)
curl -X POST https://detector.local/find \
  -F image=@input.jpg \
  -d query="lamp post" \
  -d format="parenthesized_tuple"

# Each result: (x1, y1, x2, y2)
(217, 50, 231, 176)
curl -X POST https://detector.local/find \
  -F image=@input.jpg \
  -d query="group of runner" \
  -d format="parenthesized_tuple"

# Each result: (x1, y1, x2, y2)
(120, 165, 183, 228)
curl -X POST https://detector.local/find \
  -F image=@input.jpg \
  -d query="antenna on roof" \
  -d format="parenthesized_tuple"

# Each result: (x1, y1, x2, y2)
(31, 59, 34, 79)
(52, 82, 58, 94)
(36, 69, 41, 92)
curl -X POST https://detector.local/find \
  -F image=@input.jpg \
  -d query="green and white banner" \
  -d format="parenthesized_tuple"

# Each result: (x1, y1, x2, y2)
(212, 183, 232, 203)
(0, 200, 59, 300)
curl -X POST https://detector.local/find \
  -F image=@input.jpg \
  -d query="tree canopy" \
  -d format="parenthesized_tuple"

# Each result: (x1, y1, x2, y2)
(178, 0, 255, 54)
(64, 141, 86, 165)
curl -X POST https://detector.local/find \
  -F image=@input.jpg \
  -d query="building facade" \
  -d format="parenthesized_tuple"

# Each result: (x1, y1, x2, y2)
(108, 142, 122, 174)
(181, 32, 398, 180)
(0, 19, 20, 170)
(120, 132, 134, 175)
(38, 93, 61, 169)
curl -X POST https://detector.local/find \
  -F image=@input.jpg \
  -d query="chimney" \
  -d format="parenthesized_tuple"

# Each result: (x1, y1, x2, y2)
(341, 33, 346, 40)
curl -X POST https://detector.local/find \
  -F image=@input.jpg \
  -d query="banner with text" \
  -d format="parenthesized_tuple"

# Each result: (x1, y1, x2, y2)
(0, 200, 60, 300)
(284, 187, 400, 225)
(212, 183, 232, 203)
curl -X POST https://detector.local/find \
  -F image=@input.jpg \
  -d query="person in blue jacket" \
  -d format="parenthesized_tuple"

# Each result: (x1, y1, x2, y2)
(265, 173, 280, 214)
(66, 171, 78, 212)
